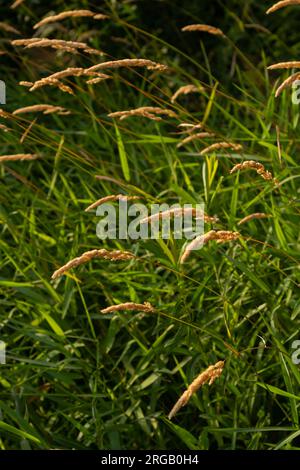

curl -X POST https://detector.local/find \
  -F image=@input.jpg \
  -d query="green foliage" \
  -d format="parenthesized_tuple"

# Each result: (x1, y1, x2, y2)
(0, 0, 299, 450)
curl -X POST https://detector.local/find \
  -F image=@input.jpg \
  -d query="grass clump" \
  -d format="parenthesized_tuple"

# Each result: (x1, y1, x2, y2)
(0, 0, 299, 450)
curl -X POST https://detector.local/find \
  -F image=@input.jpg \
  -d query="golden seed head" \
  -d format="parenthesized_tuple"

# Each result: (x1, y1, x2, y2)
(266, 1, 300, 15)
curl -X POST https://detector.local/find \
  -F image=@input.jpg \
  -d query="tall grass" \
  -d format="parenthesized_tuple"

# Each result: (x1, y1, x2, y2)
(0, 0, 299, 450)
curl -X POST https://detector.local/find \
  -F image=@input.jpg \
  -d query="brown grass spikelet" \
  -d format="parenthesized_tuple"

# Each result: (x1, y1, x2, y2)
(274, 72, 300, 97)
(51, 249, 135, 280)
(94, 14, 108, 20)
(181, 24, 225, 37)
(0, 109, 10, 118)
(180, 230, 240, 264)
(168, 360, 225, 420)
(171, 84, 202, 103)
(33, 10, 108, 29)
(86, 58, 168, 73)
(27, 39, 102, 55)
(12, 38, 104, 55)
(238, 213, 271, 225)
(108, 107, 178, 121)
(10, 0, 25, 8)
(13, 104, 70, 116)
(19, 81, 33, 87)
(0, 124, 11, 132)
(215, 231, 241, 244)
(28, 76, 74, 94)
(11, 38, 41, 46)
(268, 61, 300, 70)
(230, 160, 275, 181)
(140, 208, 218, 225)
(200, 142, 243, 155)
(177, 123, 204, 134)
(266, 1, 300, 14)
(0, 154, 39, 163)
(29, 68, 110, 92)
(101, 302, 155, 314)
(85, 194, 141, 212)
(177, 132, 215, 148)
(31, 67, 87, 81)
(86, 77, 110, 85)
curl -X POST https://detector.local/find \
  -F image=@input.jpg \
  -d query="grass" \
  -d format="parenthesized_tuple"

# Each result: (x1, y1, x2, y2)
(0, 0, 299, 450)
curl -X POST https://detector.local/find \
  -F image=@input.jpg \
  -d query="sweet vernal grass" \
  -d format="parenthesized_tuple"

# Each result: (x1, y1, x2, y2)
(0, 0, 299, 451)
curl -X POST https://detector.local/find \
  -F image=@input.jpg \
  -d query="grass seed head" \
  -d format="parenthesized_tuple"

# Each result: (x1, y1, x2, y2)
(85, 194, 141, 212)
(180, 230, 240, 263)
(13, 104, 70, 115)
(238, 213, 271, 225)
(0, 154, 39, 163)
(10, 0, 25, 8)
(33, 10, 108, 29)
(266, 1, 300, 14)
(101, 302, 155, 314)
(51, 249, 135, 279)
(168, 360, 225, 420)
(87, 58, 168, 73)
(230, 160, 275, 181)
(108, 107, 177, 121)
(275, 72, 300, 97)
(268, 61, 300, 70)
(200, 142, 243, 155)
(177, 132, 215, 148)
(181, 24, 225, 37)
(171, 84, 202, 103)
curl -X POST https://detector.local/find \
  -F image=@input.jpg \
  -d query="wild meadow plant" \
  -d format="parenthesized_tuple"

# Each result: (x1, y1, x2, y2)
(0, 0, 299, 449)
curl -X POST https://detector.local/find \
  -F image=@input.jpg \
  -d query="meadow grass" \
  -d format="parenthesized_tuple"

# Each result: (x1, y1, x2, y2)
(0, 0, 299, 450)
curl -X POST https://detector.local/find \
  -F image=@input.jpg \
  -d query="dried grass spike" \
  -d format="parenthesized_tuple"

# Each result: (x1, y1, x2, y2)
(0, 124, 11, 132)
(34, 10, 108, 29)
(101, 302, 155, 314)
(238, 213, 271, 225)
(11, 38, 41, 46)
(51, 249, 135, 279)
(180, 230, 239, 263)
(266, 1, 300, 15)
(230, 160, 275, 181)
(85, 194, 141, 212)
(182, 24, 225, 37)
(108, 106, 177, 121)
(0, 109, 10, 118)
(178, 123, 204, 134)
(0, 154, 39, 163)
(0, 22, 21, 34)
(13, 104, 70, 115)
(10, 0, 25, 8)
(140, 208, 217, 225)
(168, 360, 225, 420)
(177, 132, 215, 148)
(19, 81, 33, 87)
(200, 142, 242, 155)
(86, 77, 110, 84)
(275, 72, 300, 97)
(87, 58, 168, 73)
(268, 61, 300, 70)
(171, 84, 201, 103)
(29, 68, 110, 92)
